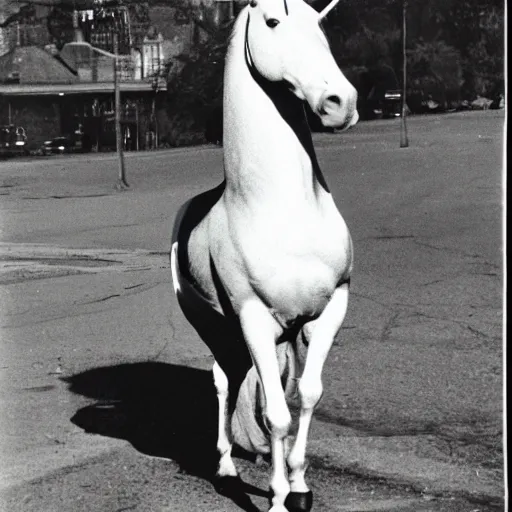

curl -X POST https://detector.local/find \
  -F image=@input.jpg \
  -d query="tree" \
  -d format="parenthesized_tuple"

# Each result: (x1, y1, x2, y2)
(163, 11, 232, 146)
(406, 39, 463, 111)
(46, 6, 74, 48)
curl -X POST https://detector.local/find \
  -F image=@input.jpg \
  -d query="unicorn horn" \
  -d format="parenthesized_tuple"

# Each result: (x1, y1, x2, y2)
(318, 0, 339, 20)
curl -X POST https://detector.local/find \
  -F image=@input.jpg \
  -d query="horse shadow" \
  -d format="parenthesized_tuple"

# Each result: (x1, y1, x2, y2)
(63, 361, 267, 512)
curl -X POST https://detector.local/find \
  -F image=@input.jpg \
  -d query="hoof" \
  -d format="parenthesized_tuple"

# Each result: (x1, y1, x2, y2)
(212, 475, 242, 496)
(285, 491, 313, 512)
(268, 490, 313, 512)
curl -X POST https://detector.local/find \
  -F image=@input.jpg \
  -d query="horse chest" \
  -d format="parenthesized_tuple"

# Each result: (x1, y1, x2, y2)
(244, 201, 350, 266)
(232, 209, 352, 323)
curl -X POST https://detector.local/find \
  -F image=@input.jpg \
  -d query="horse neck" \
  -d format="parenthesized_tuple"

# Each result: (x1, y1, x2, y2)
(223, 12, 327, 202)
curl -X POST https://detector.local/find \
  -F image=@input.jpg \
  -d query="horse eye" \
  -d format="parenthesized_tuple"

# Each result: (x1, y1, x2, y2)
(266, 18, 280, 28)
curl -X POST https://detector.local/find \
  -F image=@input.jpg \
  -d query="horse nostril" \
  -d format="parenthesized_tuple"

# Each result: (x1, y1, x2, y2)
(318, 94, 344, 116)
(326, 95, 341, 107)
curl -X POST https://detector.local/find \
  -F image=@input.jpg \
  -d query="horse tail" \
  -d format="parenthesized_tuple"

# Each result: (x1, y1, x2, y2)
(231, 337, 304, 454)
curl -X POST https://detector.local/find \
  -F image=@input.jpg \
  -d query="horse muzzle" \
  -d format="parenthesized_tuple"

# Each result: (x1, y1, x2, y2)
(316, 89, 358, 130)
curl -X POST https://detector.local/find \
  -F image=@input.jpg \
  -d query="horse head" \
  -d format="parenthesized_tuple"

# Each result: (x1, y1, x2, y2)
(244, 0, 358, 129)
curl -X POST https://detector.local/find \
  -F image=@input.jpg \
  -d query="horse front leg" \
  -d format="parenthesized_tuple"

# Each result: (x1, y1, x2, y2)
(287, 283, 350, 512)
(239, 299, 290, 512)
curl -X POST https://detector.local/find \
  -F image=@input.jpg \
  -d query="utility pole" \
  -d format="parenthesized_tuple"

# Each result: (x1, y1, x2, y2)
(151, 76, 159, 150)
(400, 0, 409, 148)
(114, 34, 129, 189)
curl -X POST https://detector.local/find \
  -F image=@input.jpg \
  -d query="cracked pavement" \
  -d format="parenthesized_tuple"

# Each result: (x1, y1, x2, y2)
(0, 111, 504, 511)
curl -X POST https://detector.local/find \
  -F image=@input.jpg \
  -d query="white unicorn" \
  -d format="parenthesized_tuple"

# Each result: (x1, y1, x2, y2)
(171, 0, 358, 509)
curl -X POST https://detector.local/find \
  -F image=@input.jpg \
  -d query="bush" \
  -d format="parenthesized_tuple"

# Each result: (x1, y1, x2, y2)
(406, 40, 463, 112)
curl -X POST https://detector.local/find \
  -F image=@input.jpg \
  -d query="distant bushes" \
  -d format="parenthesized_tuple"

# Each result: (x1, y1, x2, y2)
(406, 40, 463, 112)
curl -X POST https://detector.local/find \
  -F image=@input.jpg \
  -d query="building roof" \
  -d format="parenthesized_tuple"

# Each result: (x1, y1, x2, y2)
(0, 79, 167, 96)
(0, 46, 78, 84)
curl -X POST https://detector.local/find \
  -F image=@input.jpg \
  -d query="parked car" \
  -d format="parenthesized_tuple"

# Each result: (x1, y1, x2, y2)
(363, 65, 402, 119)
(0, 125, 28, 157)
(490, 80, 505, 110)
(367, 89, 403, 118)
(40, 136, 83, 156)
(382, 90, 402, 117)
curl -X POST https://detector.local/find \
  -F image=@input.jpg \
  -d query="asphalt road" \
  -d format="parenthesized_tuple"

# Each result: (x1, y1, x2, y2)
(0, 111, 505, 512)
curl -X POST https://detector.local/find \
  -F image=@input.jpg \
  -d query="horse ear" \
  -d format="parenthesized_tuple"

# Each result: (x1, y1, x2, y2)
(317, 0, 339, 20)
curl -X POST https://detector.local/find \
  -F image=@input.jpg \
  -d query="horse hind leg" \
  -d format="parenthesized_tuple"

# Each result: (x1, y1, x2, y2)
(212, 360, 238, 482)
(286, 283, 350, 512)
(175, 288, 250, 488)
